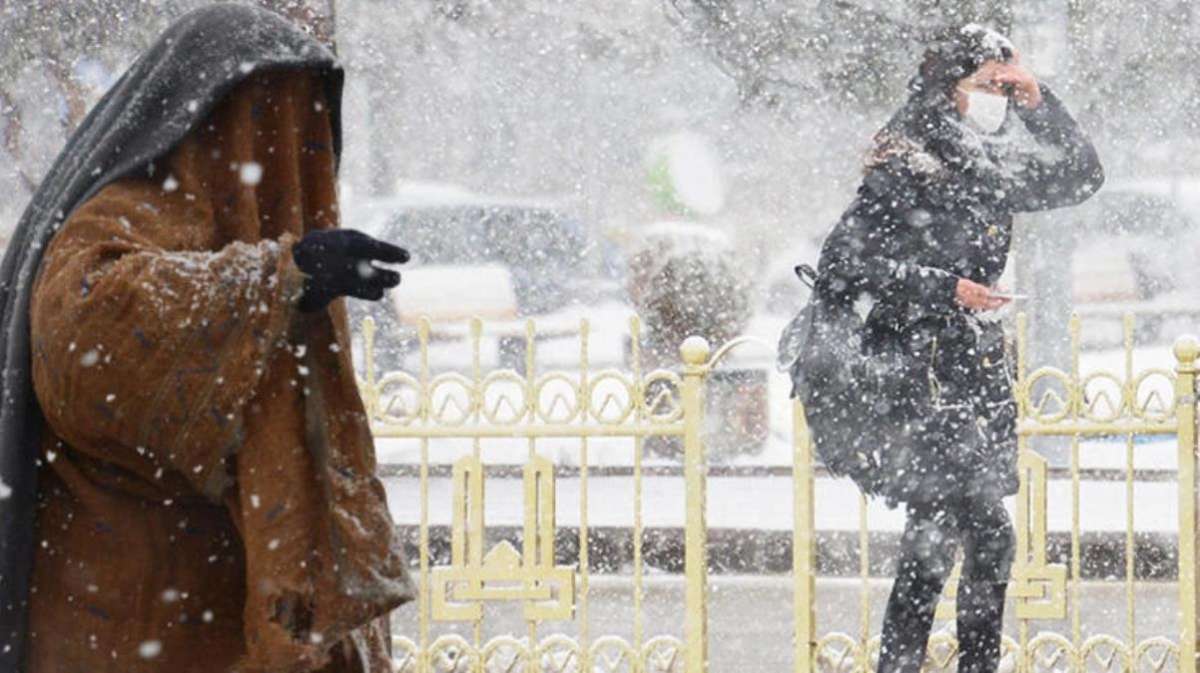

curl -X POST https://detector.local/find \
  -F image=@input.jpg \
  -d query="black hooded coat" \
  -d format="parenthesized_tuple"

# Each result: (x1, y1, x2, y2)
(0, 5, 343, 664)
(811, 29, 1104, 506)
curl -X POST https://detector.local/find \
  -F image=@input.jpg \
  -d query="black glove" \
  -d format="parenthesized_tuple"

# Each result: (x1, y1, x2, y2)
(292, 229, 409, 313)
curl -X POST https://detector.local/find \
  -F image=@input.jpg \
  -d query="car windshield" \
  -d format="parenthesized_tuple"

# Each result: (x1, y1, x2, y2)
(1082, 191, 1192, 238)
(374, 205, 589, 315)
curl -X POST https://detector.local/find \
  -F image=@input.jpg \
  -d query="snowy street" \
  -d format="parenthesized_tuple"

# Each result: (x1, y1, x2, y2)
(381, 471, 1183, 534)
(388, 576, 1181, 673)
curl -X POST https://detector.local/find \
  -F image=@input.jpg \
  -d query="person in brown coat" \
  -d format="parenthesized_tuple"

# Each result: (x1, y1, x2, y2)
(0, 5, 413, 672)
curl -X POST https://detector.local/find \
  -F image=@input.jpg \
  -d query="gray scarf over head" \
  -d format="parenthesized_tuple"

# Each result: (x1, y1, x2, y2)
(0, 4, 342, 665)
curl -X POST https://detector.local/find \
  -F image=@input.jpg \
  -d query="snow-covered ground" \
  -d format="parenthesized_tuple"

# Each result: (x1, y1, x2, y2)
(383, 473, 1181, 533)
(388, 575, 1182, 673)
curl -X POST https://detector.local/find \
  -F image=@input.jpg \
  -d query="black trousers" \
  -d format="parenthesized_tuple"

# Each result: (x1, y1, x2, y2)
(877, 495, 1015, 673)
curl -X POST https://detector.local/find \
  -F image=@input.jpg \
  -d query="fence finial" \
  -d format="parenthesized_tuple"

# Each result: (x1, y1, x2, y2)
(1174, 335, 1200, 370)
(680, 336, 711, 367)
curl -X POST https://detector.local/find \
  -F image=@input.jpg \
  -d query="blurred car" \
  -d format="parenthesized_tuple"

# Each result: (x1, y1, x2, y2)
(342, 181, 626, 371)
(393, 263, 519, 322)
(1067, 179, 1200, 344)
(1070, 182, 1199, 300)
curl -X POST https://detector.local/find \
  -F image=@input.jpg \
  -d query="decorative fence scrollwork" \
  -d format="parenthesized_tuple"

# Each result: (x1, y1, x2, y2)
(359, 316, 703, 673)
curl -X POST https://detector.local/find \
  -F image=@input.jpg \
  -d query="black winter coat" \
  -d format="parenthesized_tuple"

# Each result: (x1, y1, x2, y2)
(816, 83, 1104, 506)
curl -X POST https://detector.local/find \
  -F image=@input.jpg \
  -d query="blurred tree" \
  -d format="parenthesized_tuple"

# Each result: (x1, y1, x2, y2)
(2, 2, 130, 192)
(0, 0, 336, 222)
(663, 0, 1014, 115)
(906, 0, 1012, 32)
(254, 0, 336, 48)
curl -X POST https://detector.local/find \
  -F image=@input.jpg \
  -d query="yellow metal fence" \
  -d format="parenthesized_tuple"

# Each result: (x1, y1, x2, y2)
(358, 316, 707, 673)
(356, 313, 1200, 673)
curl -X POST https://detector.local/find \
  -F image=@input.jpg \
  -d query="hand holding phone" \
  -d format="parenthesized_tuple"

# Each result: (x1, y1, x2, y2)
(955, 279, 1031, 311)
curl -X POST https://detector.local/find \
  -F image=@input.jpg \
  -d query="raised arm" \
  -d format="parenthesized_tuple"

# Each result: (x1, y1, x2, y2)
(1000, 83, 1106, 212)
(30, 180, 305, 499)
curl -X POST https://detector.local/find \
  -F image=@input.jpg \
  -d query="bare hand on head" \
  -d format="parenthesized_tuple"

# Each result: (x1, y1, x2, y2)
(969, 54, 1042, 109)
(955, 278, 1010, 312)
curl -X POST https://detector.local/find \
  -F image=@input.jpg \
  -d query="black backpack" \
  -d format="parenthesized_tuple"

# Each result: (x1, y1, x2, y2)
(776, 264, 884, 494)
(775, 265, 867, 401)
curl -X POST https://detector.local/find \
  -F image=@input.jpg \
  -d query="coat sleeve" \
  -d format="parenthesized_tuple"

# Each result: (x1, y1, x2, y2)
(999, 83, 1105, 212)
(817, 160, 961, 311)
(30, 182, 307, 500)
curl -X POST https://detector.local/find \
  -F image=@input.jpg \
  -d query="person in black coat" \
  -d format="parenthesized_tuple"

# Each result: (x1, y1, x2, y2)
(815, 24, 1104, 673)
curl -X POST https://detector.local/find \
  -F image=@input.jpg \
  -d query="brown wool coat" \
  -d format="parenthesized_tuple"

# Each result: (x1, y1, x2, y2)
(25, 70, 413, 673)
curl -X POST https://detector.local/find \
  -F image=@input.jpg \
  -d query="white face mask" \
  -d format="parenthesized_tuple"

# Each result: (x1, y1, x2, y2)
(960, 89, 1009, 133)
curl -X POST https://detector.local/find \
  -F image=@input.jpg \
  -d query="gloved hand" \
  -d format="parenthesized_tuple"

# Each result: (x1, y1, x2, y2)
(292, 229, 409, 313)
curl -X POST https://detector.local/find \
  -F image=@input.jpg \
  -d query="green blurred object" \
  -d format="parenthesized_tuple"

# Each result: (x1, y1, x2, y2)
(646, 152, 693, 217)
(644, 131, 726, 218)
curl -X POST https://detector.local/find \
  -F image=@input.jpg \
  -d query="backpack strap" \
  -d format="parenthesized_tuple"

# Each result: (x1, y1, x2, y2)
(793, 263, 818, 289)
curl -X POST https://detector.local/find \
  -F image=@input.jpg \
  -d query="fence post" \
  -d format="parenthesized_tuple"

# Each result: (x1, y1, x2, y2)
(794, 400, 816, 673)
(1176, 335, 1199, 673)
(680, 336, 711, 673)
(359, 316, 379, 417)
